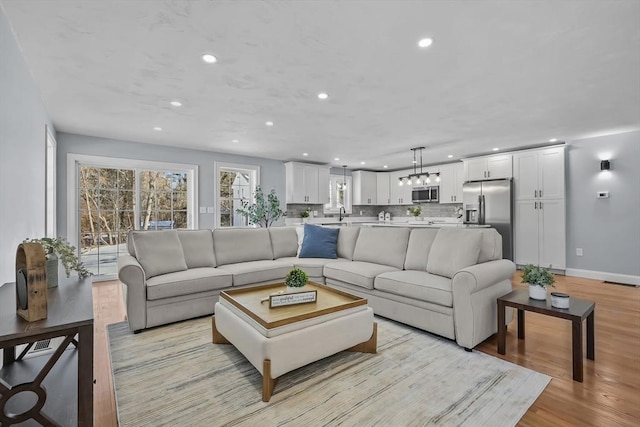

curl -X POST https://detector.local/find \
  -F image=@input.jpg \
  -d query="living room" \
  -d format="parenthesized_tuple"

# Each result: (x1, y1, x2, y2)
(1, 1, 639, 426)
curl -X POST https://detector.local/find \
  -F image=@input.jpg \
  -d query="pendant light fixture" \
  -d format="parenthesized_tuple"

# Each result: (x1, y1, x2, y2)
(398, 147, 439, 186)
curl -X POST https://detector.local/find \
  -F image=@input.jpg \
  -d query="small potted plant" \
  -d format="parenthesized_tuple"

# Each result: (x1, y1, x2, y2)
(285, 267, 308, 292)
(521, 264, 555, 300)
(23, 237, 91, 287)
(408, 205, 422, 220)
(300, 208, 311, 223)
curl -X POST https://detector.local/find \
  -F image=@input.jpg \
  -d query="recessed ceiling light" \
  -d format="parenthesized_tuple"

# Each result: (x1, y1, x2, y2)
(303, 152, 309, 156)
(418, 38, 433, 48)
(360, 161, 366, 165)
(334, 157, 340, 161)
(202, 54, 217, 64)
(153, 127, 162, 131)
(549, 138, 558, 142)
(232, 139, 239, 143)
(492, 147, 500, 151)
(265, 121, 274, 126)
(448, 154, 454, 158)
(318, 93, 329, 100)
(170, 100, 182, 107)
(383, 165, 388, 169)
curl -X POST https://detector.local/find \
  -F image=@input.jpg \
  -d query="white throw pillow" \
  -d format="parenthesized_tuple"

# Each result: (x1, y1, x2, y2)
(296, 226, 304, 256)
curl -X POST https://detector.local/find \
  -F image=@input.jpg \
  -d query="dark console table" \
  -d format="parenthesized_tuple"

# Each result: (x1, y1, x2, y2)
(0, 277, 94, 426)
(497, 288, 595, 382)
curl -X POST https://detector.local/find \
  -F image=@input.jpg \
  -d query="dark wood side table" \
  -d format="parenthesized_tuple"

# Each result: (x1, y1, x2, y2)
(497, 288, 595, 382)
(0, 277, 94, 426)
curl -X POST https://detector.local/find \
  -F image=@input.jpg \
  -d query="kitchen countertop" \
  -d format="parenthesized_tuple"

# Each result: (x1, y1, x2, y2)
(363, 222, 491, 228)
(284, 217, 489, 228)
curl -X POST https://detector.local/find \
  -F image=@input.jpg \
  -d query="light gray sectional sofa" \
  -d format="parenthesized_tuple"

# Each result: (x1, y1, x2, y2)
(117, 226, 515, 349)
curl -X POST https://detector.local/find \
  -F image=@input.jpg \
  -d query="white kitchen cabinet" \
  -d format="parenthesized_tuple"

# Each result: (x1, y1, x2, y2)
(464, 154, 513, 181)
(388, 169, 413, 205)
(514, 147, 565, 200)
(285, 162, 330, 204)
(376, 172, 390, 205)
(439, 163, 464, 204)
(352, 171, 377, 205)
(515, 199, 566, 269)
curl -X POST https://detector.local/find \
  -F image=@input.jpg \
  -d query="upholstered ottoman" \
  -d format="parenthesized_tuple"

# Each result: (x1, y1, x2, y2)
(212, 283, 377, 401)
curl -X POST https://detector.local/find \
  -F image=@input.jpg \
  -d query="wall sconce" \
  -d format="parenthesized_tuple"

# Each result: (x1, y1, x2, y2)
(600, 160, 610, 171)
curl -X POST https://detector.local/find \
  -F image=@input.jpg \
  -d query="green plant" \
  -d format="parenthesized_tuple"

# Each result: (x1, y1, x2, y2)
(521, 264, 555, 289)
(300, 208, 311, 218)
(23, 237, 91, 278)
(408, 205, 422, 217)
(285, 267, 308, 288)
(235, 186, 286, 227)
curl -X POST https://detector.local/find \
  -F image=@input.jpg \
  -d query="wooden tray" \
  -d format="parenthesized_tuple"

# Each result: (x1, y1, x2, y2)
(220, 282, 367, 329)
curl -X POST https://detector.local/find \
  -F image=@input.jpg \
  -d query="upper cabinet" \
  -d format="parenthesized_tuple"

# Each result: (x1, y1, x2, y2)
(285, 162, 330, 204)
(376, 173, 390, 206)
(353, 171, 377, 205)
(463, 154, 513, 181)
(513, 147, 565, 200)
(388, 169, 413, 205)
(439, 162, 464, 203)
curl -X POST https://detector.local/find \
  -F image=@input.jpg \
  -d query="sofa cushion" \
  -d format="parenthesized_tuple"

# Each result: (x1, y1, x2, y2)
(177, 230, 216, 268)
(213, 228, 273, 265)
(477, 228, 502, 263)
(146, 267, 232, 300)
(217, 260, 294, 286)
(323, 260, 398, 290)
(299, 224, 339, 259)
(374, 270, 453, 307)
(269, 227, 298, 259)
(132, 230, 188, 279)
(352, 227, 410, 269)
(277, 256, 350, 277)
(404, 228, 439, 271)
(337, 226, 361, 260)
(426, 229, 482, 279)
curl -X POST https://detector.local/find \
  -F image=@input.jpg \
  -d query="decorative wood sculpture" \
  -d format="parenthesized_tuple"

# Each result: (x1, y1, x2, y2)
(15, 242, 48, 321)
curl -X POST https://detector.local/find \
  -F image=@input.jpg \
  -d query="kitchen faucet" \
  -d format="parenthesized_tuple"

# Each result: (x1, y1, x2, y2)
(339, 207, 346, 222)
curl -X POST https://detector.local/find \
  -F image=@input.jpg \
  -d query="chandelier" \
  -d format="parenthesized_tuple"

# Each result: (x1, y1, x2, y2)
(398, 147, 440, 186)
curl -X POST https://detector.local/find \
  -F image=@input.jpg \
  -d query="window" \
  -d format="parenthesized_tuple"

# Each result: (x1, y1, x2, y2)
(45, 125, 56, 238)
(68, 154, 197, 279)
(325, 175, 352, 214)
(215, 162, 260, 227)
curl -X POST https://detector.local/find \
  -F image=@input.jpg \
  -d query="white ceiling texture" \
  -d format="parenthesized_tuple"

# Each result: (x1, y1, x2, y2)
(2, 0, 639, 170)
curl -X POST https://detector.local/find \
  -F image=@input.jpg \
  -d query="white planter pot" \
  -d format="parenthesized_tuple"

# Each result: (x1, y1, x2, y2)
(528, 284, 547, 300)
(286, 286, 305, 293)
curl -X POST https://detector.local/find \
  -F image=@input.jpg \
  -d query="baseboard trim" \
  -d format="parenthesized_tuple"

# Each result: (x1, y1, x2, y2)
(565, 268, 640, 286)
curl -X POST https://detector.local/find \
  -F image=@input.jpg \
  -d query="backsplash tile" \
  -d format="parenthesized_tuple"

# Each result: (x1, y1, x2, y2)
(286, 202, 462, 220)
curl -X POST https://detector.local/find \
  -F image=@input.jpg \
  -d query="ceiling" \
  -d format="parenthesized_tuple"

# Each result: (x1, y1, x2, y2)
(2, 0, 639, 170)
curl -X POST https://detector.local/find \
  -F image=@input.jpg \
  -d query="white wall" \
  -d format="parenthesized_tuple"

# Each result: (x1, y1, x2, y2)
(0, 8, 55, 284)
(56, 132, 286, 237)
(566, 130, 640, 284)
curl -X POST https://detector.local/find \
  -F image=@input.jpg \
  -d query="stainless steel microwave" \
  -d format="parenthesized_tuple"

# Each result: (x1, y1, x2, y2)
(412, 186, 439, 203)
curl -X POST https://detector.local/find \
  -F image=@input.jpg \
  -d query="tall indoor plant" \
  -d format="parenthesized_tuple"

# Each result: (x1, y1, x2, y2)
(23, 237, 91, 287)
(521, 264, 555, 300)
(235, 186, 286, 227)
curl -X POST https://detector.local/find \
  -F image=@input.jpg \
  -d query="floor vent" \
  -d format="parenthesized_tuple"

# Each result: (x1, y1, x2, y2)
(32, 339, 52, 352)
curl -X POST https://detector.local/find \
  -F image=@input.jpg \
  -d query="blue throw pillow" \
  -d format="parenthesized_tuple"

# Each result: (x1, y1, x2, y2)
(298, 224, 339, 259)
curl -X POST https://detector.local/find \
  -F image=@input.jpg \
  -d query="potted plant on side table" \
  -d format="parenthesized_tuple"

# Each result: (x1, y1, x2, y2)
(285, 267, 308, 293)
(22, 237, 91, 287)
(522, 264, 555, 300)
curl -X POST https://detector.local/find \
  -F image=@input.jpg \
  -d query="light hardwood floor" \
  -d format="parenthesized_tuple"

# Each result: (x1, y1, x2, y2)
(92, 274, 640, 426)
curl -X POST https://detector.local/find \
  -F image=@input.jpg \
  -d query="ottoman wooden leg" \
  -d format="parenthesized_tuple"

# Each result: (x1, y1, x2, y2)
(262, 359, 279, 402)
(212, 317, 230, 344)
(347, 322, 377, 354)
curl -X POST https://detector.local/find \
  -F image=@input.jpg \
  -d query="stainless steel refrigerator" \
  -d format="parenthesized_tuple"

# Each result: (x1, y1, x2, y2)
(463, 179, 514, 261)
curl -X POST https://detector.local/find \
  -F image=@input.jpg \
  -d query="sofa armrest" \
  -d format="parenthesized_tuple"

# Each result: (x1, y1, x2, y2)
(451, 260, 516, 349)
(117, 254, 147, 332)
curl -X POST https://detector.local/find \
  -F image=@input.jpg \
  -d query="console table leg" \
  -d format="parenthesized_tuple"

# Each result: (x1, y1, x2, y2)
(572, 319, 584, 382)
(2, 346, 15, 365)
(497, 301, 506, 355)
(587, 311, 595, 360)
(517, 309, 525, 340)
(77, 324, 94, 426)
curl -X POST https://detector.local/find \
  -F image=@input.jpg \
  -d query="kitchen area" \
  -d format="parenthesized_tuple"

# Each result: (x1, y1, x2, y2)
(284, 144, 566, 267)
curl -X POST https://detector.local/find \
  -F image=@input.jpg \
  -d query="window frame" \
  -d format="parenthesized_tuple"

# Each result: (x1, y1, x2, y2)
(324, 174, 352, 214)
(45, 125, 57, 238)
(214, 161, 260, 228)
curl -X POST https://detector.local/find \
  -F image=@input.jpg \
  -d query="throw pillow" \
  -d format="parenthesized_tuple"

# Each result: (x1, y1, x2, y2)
(132, 230, 188, 278)
(298, 224, 339, 259)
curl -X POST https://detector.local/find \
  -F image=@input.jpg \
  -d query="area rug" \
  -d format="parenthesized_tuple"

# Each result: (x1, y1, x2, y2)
(108, 317, 550, 426)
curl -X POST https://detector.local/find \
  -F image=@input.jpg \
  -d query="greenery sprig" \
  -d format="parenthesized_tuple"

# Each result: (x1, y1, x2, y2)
(235, 186, 285, 228)
(521, 264, 555, 289)
(23, 237, 92, 278)
(408, 205, 422, 217)
(285, 268, 308, 288)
